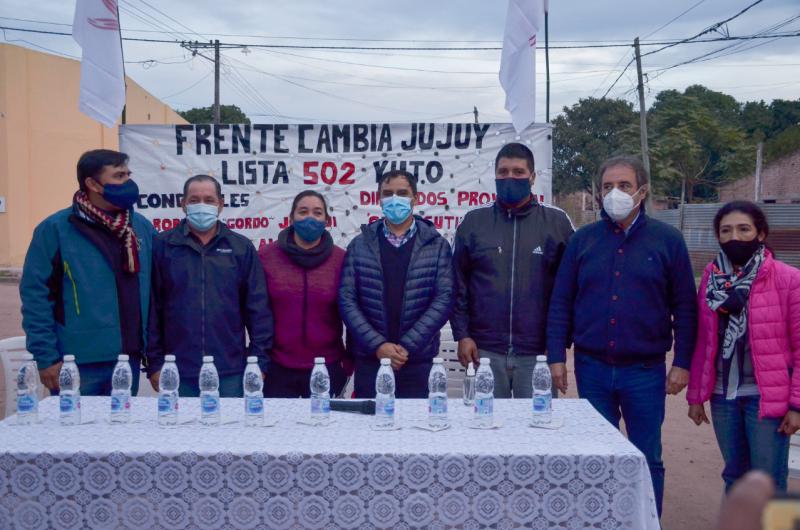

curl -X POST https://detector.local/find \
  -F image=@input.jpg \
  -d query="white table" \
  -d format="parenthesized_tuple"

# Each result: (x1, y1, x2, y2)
(0, 397, 659, 529)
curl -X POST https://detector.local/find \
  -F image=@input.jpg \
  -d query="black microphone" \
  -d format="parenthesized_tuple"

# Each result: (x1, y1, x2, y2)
(330, 400, 376, 415)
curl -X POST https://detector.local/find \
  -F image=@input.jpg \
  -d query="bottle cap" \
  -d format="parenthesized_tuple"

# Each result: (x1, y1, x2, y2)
(433, 358, 443, 364)
(118, 354, 130, 362)
(536, 355, 547, 362)
(466, 362, 475, 376)
(380, 358, 391, 366)
(247, 356, 258, 363)
(314, 357, 325, 364)
(165, 354, 176, 362)
(479, 357, 490, 366)
(63, 354, 75, 362)
(202, 355, 214, 363)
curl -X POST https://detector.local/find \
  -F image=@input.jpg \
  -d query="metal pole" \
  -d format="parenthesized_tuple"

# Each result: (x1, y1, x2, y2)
(213, 39, 220, 124)
(545, 10, 550, 123)
(634, 37, 650, 177)
(115, 2, 127, 125)
(754, 141, 763, 202)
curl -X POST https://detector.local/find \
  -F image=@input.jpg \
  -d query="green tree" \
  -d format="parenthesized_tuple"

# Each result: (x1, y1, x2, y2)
(177, 104, 251, 124)
(552, 97, 638, 195)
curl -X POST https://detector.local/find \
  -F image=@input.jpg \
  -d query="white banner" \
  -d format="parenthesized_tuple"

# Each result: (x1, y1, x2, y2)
(120, 123, 552, 249)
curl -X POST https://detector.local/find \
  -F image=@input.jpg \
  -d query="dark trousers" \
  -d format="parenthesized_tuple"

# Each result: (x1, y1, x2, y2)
(51, 358, 141, 397)
(264, 361, 348, 398)
(178, 374, 244, 398)
(574, 354, 666, 517)
(354, 359, 431, 399)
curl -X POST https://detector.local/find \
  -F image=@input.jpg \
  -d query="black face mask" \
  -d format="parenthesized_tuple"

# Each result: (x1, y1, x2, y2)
(721, 239, 762, 266)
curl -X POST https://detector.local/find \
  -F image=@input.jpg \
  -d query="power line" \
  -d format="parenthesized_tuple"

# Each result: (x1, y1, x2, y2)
(642, 0, 708, 39)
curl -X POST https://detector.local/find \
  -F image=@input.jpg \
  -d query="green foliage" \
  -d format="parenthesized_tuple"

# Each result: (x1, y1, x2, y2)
(765, 125, 800, 162)
(177, 104, 251, 124)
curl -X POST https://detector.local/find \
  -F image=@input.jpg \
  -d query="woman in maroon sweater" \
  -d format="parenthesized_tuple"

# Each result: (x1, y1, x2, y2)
(259, 191, 350, 397)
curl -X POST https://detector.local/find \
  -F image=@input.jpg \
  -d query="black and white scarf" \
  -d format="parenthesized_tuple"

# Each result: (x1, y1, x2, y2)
(705, 245, 765, 362)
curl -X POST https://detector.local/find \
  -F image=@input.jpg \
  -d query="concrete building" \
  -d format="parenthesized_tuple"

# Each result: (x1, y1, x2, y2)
(0, 43, 187, 267)
(718, 149, 800, 203)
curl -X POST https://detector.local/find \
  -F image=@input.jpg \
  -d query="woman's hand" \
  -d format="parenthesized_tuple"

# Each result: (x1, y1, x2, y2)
(688, 403, 710, 426)
(778, 410, 800, 435)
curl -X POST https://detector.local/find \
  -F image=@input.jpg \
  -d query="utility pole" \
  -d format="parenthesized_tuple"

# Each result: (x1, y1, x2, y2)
(544, 8, 550, 123)
(213, 40, 220, 124)
(473, 106, 479, 125)
(634, 37, 650, 178)
(754, 141, 764, 202)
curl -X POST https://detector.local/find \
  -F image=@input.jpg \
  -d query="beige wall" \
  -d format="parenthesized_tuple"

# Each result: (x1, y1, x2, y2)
(0, 43, 187, 267)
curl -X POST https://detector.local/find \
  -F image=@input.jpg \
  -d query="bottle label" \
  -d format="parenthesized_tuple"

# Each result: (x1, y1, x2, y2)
(158, 395, 177, 414)
(17, 395, 36, 414)
(429, 396, 447, 415)
(60, 395, 80, 414)
(475, 397, 493, 416)
(201, 395, 220, 414)
(311, 396, 330, 414)
(533, 395, 551, 413)
(245, 396, 263, 415)
(111, 395, 130, 413)
(376, 397, 395, 417)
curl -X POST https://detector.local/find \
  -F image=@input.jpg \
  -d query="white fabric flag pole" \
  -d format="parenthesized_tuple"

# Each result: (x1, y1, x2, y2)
(499, 0, 545, 133)
(72, 0, 126, 128)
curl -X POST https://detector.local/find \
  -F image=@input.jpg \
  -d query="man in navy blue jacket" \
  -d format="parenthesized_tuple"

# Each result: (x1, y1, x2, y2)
(339, 169, 454, 398)
(547, 155, 697, 516)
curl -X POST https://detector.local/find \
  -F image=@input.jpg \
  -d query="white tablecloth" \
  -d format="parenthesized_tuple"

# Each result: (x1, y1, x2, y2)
(0, 397, 659, 529)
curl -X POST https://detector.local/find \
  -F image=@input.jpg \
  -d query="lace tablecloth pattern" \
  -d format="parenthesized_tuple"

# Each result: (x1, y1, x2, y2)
(0, 397, 659, 529)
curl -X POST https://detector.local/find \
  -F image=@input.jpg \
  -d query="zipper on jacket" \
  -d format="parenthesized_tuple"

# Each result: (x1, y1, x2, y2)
(63, 260, 81, 316)
(201, 251, 206, 356)
(508, 216, 517, 355)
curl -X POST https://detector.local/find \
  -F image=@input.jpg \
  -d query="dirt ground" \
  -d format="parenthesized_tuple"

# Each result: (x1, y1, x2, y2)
(1, 280, 790, 529)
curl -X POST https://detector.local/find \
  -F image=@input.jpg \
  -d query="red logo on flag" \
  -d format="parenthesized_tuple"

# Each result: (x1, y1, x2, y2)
(88, 0, 119, 31)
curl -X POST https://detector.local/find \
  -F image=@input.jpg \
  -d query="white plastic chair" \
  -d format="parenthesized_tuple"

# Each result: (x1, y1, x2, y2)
(0, 336, 49, 420)
(437, 326, 465, 398)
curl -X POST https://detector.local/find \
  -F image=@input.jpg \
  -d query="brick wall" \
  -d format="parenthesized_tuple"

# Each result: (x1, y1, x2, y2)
(719, 150, 800, 202)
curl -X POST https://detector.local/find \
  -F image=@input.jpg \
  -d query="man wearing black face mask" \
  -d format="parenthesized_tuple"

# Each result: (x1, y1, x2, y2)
(450, 143, 574, 398)
(20, 149, 156, 396)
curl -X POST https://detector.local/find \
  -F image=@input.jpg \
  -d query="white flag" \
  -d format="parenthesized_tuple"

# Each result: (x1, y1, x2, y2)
(499, 0, 545, 133)
(72, 0, 125, 128)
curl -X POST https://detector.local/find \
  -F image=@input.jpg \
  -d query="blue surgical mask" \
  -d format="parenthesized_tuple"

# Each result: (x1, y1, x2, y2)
(495, 178, 531, 205)
(186, 203, 219, 231)
(381, 196, 413, 225)
(293, 217, 327, 243)
(101, 179, 140, 210)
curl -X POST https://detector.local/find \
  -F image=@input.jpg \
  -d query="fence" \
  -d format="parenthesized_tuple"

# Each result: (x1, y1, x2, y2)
(652, 203, 800, 271)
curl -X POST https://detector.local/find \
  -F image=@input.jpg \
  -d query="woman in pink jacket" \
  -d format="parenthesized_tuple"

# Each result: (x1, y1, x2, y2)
(687, 201, 800, 492)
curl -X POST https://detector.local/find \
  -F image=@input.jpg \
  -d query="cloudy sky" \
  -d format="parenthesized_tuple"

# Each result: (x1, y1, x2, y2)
(1, 0, 798, 123)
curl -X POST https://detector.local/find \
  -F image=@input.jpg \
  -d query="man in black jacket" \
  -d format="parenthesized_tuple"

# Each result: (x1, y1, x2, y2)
(147, 175, 272, 397)
(450, 143, 574, 398)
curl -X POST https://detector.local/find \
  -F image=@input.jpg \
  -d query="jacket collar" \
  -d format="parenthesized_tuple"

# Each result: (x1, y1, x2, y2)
(494, 195, 536, 217)
(601, 201, 648, 235)
(167, 219, 230, 249)
(362, 215, 437, 246)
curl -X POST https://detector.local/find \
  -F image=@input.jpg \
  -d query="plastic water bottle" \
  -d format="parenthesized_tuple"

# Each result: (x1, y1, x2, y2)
(532, 355, 553, 424)
(462, 361, 476, 406)
(243, 356, 263, 426)
(310, 357, 331, 422)
(474, 357, 494, 427)
(428, 358, 448, 427)
(158, 355, 179, 426)
(110, 354, 132, 424)
(374, 358, 396, 428)
(199, 356, 220, 426)
(16, 353, 39, 424)
(59, 355, 81, 426)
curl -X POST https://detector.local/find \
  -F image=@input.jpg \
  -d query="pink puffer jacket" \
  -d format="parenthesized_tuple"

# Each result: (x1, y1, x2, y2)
(687, 250, 800, 419)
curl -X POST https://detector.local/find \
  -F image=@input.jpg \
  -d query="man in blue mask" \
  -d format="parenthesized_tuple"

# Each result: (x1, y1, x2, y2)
(146, 174, 272, 397)
(20, 149, 156, 396)
(450, 142, 574, 398)
(339, 169, 454, 398)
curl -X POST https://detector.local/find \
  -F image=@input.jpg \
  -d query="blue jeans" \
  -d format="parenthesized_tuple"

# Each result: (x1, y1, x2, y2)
(50, 359, 141, 397)
(710, 394, 789, 492)
(178, 374, 244, 398)
(574, 354, 666, 516)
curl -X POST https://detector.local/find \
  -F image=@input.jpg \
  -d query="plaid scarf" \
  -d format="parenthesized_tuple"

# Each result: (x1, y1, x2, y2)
(705, 245, 764, 362)
(74, 191, 140, 274)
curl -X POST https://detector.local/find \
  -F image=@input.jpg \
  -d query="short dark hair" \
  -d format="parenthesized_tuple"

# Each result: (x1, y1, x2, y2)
(378, 169, 417, 196)
(596, 155, 650, 191)
(495, 142, 534, 173)
(714, 200, 770, 239)
(183, 174, 222, 200)
(290, 190, 330, 220)
(76, 149, 129, 191)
